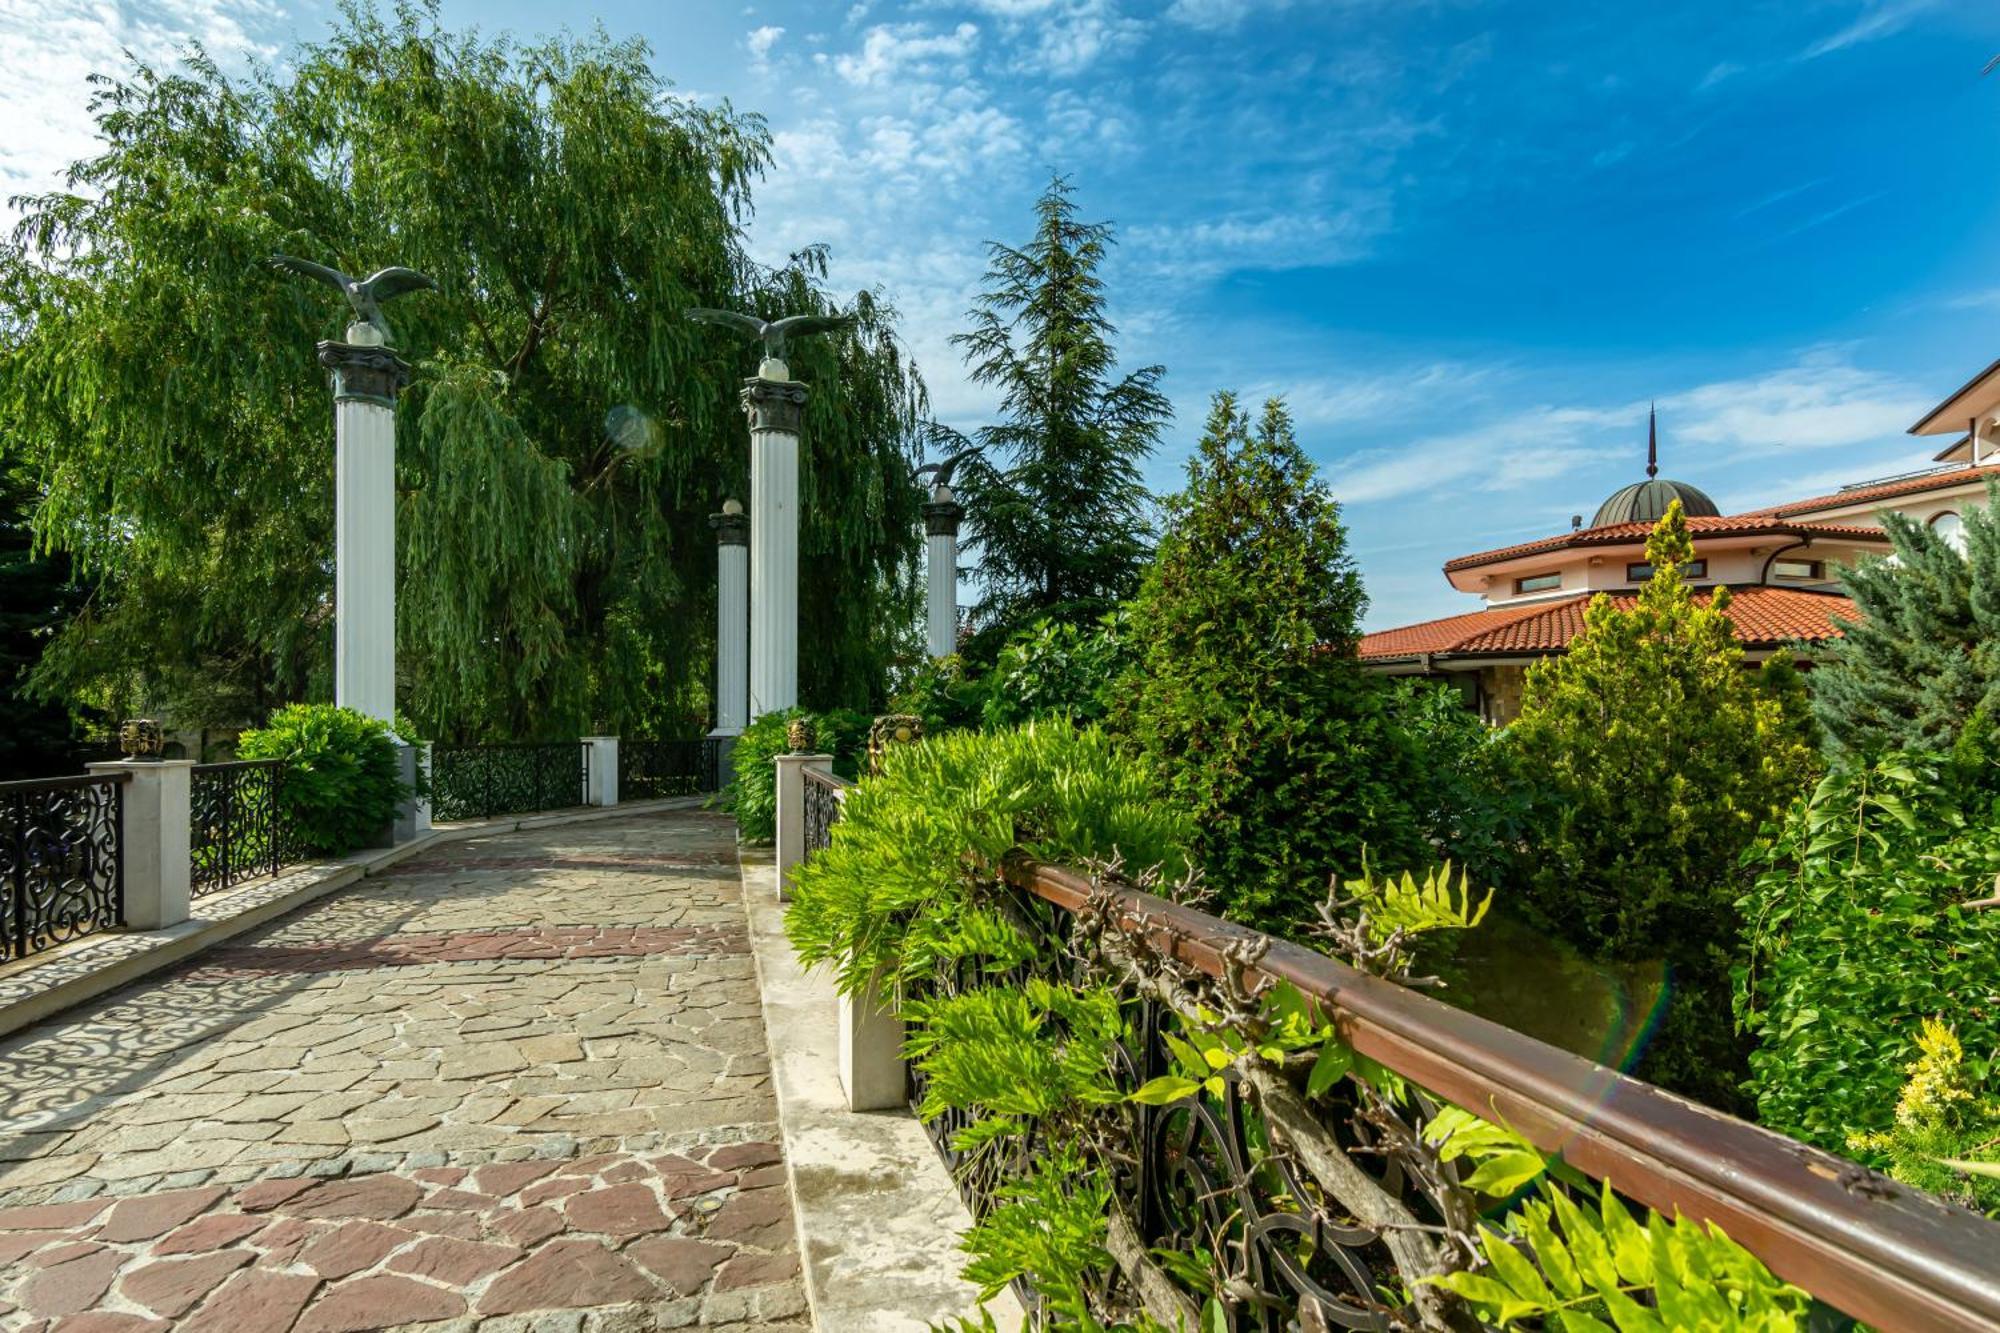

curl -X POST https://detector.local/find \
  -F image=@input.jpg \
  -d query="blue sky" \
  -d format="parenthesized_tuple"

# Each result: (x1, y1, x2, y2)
(7, 1, 2000, 625)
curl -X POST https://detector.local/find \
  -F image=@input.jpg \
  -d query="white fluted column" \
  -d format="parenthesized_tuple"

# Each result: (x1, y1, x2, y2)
(922, 482, 964, 659)
(318, 324, 409, 727)
(710, 499, 750, 735)
(744, 362, 807, 719)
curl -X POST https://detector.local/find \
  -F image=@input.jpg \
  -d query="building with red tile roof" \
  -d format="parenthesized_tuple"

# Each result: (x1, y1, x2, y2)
(1358, 375, 1997, 721)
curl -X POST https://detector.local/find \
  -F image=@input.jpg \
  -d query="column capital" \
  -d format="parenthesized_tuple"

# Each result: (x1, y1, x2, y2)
(921, 498, 964, 538)
(741, 377, 809, 434)
(710, 504, 749, 546)
(317, 340, 412, 407)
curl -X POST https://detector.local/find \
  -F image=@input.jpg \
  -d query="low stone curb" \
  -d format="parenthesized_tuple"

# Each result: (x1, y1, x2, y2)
(737, 844, 1020, 1332)
(0, 797, 710, 1043)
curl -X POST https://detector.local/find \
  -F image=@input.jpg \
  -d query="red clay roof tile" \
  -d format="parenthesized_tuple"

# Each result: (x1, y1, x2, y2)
(1358, 585, 1857, 661)
(1441, 516, 1889, 574)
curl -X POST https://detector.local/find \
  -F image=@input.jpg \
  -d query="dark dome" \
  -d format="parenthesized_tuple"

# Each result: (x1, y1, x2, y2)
(1590, 478, 1720, 529)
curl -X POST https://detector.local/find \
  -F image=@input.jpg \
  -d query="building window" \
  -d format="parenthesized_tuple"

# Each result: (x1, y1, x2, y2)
(1514, 572, 1562, 594)
(1626, 559, 1706, 582)
(1771, 558, 1823, 580)
(1932, 511, 1966, 553)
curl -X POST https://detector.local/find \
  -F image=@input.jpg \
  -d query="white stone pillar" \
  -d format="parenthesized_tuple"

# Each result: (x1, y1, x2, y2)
(839, 971, 907, 1112)
(773, 750, 830, 903)
(414, 742, 433, 833)
(922, 482, 964, 659)
(710, 500, 750, 736)
(318, 324, 410, 728)
(743, 363, 807, 719)
(89, 759, 192, 930)
(584, 736, 620, 807)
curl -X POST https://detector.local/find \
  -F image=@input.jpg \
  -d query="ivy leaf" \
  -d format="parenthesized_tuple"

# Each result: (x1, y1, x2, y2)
(1128, 1076, 1201, 1105)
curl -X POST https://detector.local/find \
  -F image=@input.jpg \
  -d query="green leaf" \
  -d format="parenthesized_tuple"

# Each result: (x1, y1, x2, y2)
(1127, 1076, 1201, 1106)
(1306, 1039, 1352, 1098)
(1201, 1297, 1227, 1333)
(1462, 1149, 1548, 1197)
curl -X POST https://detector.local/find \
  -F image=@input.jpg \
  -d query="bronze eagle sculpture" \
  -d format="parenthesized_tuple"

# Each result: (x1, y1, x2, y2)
(267, 255, 436, 343)
(683, 307, 850, 363)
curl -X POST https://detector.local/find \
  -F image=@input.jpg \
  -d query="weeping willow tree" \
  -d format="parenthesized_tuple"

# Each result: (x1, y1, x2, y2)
(0, 4, 926, 741)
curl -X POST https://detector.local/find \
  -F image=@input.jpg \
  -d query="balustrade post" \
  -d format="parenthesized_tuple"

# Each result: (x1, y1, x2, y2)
(839, 970, 906, 1113)
(584, 736, 620, 807)
(773, 751, 830, 904)
(413, 742, 432, 833)
(88, 759, 193, 930)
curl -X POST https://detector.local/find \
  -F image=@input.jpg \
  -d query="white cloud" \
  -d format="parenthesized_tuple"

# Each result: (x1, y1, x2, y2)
(831, 21, 980, 86)
(1667, 353, 1925, 451)
(746, 25, 786, 65)
(1127, 197, 1393, 283)
(1799, 0, 1936, 60)
(0, 0, 280, 215)
(1324, 403, 1624, 506)
(1164, 0, 1290, 31)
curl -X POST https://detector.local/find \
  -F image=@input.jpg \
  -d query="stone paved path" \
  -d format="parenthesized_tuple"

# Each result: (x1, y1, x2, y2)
(0, 810, 807, 1331)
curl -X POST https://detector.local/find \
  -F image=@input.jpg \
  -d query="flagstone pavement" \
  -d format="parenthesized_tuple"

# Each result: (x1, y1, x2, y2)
(0, 810, 808, 1331)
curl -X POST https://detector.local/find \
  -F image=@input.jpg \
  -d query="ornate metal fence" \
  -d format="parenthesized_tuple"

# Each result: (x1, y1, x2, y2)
(784, 796, 2000, 1333)
(970, 857, 2000, 1332)
(428, 742, 587, 823)
(190, 760, 290, 897)
(619, 738, 723, 801)
(802, 767, 848, 856)
(0, 772, 128, 962)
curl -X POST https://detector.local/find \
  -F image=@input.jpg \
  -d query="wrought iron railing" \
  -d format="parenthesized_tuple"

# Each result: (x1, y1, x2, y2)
(802, 767, 848, 856)
(428, 742, 587, 822)
(0, 772, 128, 962)
(190, 760, 291, 897)
(619, 738, 723, 801)
(968, 856, 2000, 1332)
(786, 803, 2000, 1332)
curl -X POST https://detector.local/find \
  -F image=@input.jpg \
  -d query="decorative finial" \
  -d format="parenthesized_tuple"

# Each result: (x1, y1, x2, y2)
(1647, 403, 1659, 480)
(118, 718, 164, 762)
(684, 307, 851, 371)
(267, 255, 435, 344)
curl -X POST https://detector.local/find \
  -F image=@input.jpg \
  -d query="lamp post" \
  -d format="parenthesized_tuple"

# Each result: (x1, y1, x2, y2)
(922, 482, 964, 659)
(318, 323, 409, 726)
(710, 498, 750, 739)
(742, 363, 807, 718)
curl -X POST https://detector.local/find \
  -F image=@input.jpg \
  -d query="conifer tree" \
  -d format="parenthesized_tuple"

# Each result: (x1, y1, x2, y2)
(951, 177, 1169, 640)
(1123, 393, 1422, 931)
(1810, 485, 2000, 761)
(1509, 502, 1819, 1110)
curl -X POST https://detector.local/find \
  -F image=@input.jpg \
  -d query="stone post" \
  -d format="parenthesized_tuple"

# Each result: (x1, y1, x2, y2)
(839, 972, 906, 1112)
(414, 742, 433, 833)
(89, 759, 193, 930)
(709, 499, 750, 740)
(773, 751, 830, 904)
(743, 362, 808, 719)
(922, 482, 964, 659)
(584, 736, 620, 808)
(317, 324, 409, 728)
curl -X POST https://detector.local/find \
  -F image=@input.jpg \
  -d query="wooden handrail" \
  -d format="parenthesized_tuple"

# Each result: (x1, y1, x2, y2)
(1002, 852, 2000, 1333)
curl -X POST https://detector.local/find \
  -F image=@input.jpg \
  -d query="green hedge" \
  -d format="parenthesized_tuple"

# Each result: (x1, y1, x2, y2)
(237, 704, 407, 856)
(720, 707, 869, 843)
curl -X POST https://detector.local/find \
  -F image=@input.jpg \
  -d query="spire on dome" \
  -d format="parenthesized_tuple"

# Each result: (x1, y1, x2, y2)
(1647, 403, 1658, 479)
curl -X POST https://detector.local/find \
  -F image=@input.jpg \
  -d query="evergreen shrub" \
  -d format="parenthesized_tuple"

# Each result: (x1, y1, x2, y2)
(980, 610, 1134, 730)
(1122, 392, 1423, 931)
(236, 704, 405, 855)
(1508, 503, 1820, 1110)
(1739, 753, 2000, 1181)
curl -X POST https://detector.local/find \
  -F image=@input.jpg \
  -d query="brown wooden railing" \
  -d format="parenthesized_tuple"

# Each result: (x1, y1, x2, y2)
(1000, 852, 2000, 1333)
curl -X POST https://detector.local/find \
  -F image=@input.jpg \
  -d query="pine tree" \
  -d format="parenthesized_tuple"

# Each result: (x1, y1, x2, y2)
(952, 177, 1169, 640)
(1810, 483, 2000, 760)
(1508, 501, 1819, 1110)
(1123, 393, 1422, 931)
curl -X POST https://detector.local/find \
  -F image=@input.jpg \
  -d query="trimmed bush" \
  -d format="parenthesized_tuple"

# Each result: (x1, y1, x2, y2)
(237, 704, 406, 856)
(721, 707, 870, 843)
